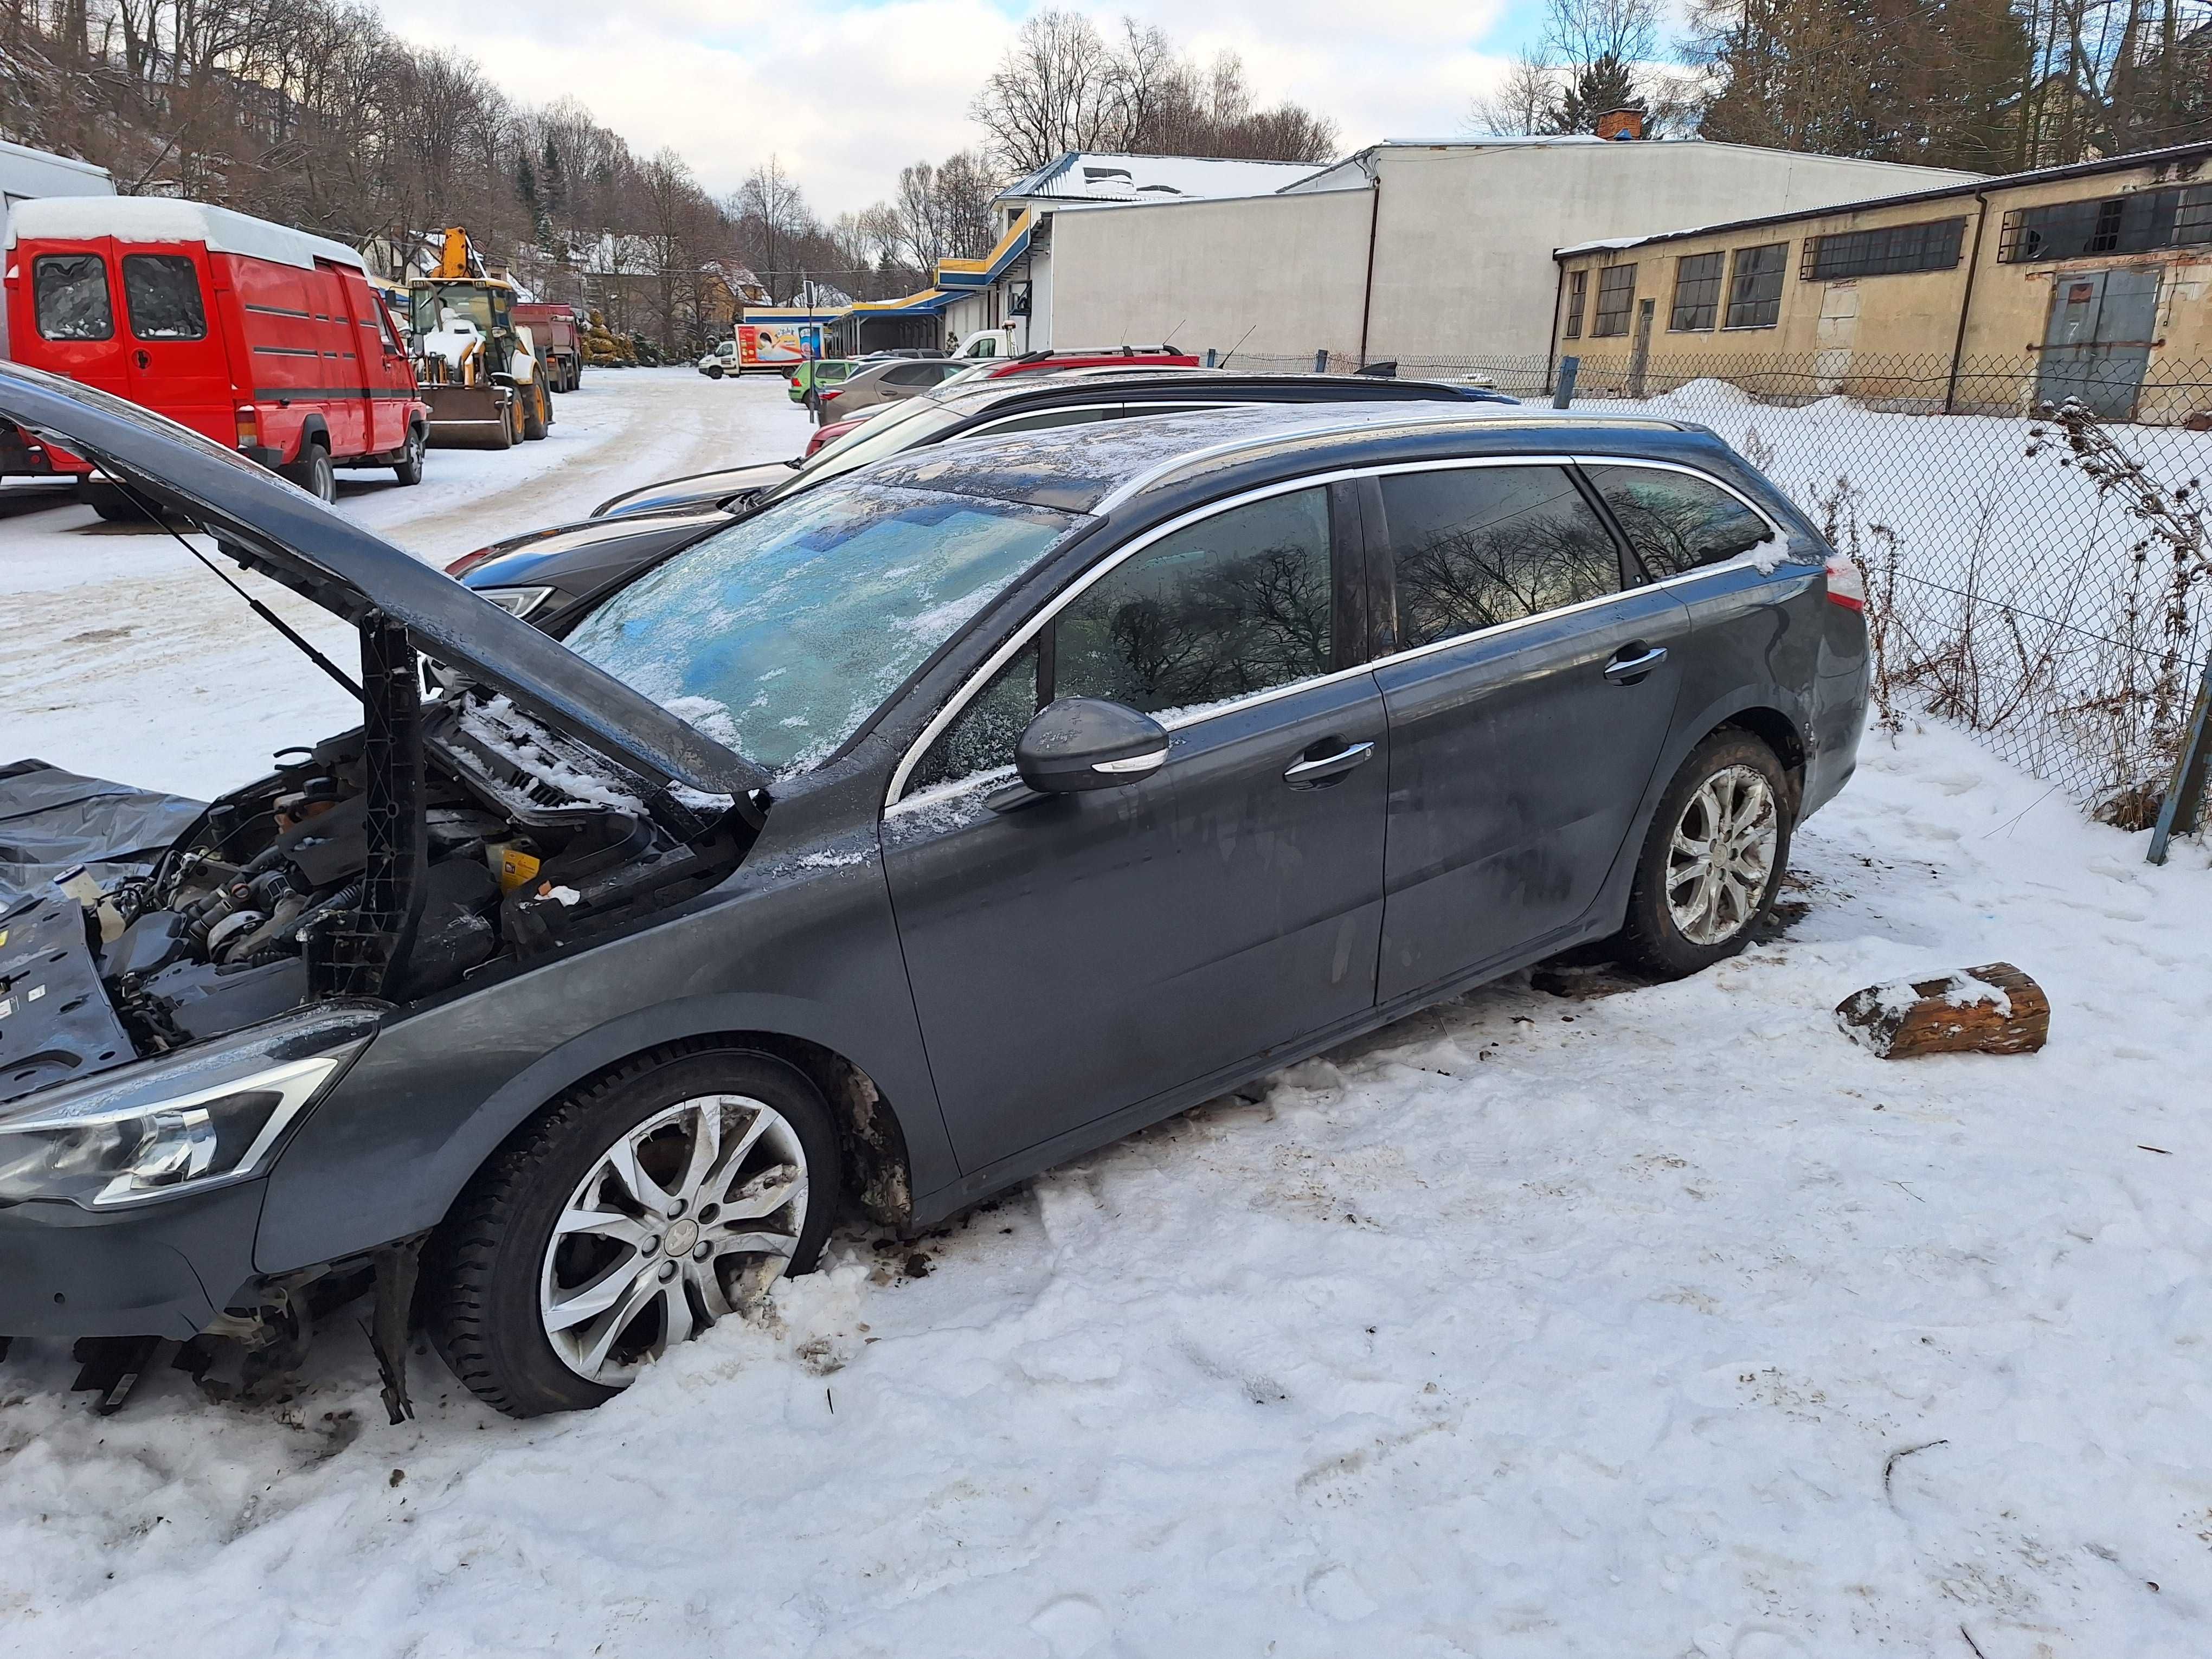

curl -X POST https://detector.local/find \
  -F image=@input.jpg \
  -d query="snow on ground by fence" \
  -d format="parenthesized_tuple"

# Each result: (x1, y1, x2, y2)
(1596, 380, 2212, 816)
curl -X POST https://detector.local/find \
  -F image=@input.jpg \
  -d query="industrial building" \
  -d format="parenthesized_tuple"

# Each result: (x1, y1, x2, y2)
(972, 137, 1980, 366)
(1550, 141, 2212, 421)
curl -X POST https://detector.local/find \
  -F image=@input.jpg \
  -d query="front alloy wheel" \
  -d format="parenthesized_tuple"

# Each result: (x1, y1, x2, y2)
(541, 1094, 808, 1386)
(428, 1048, 839, 1416)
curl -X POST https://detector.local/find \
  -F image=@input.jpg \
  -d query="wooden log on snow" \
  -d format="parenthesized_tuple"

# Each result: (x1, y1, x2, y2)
(1834, 962, 2049, 1059)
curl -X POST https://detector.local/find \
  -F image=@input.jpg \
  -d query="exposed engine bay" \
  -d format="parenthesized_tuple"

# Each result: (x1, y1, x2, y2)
(1, 634, 756, 1109)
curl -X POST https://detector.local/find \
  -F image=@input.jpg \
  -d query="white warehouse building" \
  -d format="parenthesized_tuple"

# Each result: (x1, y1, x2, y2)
(949, 138, 1984, 368)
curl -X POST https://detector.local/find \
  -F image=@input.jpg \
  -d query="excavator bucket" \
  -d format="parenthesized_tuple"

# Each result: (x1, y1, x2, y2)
(422, 384, 512, 450)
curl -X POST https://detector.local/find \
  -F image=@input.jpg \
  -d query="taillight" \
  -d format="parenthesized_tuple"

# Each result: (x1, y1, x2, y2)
(1824, 551, 1867, 612)
(235, 404, 261, 449)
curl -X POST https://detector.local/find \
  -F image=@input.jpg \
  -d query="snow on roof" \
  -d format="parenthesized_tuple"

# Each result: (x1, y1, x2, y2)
(1555, 235, 1651, 254)
(3, 196, 365, 273)
(0, 137, 113, 183)
(999, 152, 1328, 205)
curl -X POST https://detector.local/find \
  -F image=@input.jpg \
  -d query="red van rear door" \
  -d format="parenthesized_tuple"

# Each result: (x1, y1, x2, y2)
(116, 243, 233, 445)
(16, 238, 129, 397)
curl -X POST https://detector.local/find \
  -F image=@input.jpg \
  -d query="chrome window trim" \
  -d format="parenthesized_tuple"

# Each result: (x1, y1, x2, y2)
(1568, 454, 1787, 544)
(883, 452, 1785, 814)
(1085, 409, 1688, 517)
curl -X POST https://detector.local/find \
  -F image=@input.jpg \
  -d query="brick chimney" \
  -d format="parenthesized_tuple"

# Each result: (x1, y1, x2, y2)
(1596, 108, 1645, 142)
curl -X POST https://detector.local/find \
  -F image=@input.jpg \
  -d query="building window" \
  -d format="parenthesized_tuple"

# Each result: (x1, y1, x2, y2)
(1592, 265, 1636, 337)
(1669, 252, 1723, 331)
(1565, 269, 1586, 339)
(1724, 243, 1787, 329)
(1998, 185, 2212, 263)
(1801, 217, 1968, 281)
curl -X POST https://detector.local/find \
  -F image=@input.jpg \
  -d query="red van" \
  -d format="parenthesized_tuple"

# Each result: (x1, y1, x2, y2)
(2, 197, 429, 515)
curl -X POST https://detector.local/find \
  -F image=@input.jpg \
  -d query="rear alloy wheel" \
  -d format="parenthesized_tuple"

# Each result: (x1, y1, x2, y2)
(1618, 730, 1792, 979)
(393, 426, 426, 486)
(428, 1049, 839, 1416)
(283, 442, 335, 503)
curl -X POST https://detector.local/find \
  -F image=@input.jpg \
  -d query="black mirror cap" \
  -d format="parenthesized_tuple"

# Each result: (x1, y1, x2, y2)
(1015, 698, 1170, 793)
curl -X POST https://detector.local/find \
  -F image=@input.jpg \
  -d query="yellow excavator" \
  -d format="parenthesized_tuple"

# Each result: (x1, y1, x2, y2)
(406, 228, 554, 449)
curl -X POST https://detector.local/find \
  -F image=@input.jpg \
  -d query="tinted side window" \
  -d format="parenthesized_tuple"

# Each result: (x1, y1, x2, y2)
(1585, 465, 1772, 580)
(123, 254, 208, 340)
(1054, 487, 1332, 716)
(1381, 466, 1621, 649)
(35, 254, 113, 341)
(906, 640, 1039, 794)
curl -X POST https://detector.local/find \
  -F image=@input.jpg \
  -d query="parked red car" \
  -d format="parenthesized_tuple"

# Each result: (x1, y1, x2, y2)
(800, 350, 1206, 455)
(2, 197, 429, 515)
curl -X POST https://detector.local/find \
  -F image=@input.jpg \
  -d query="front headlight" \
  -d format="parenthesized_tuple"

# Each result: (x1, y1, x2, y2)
(0, 1003, 382, 1209)
(478, 585, 554, 619)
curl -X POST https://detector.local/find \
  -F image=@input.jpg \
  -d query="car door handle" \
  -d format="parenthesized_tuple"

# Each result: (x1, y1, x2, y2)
(1604, 644, 1668, 684)
(1284, 740, 1375, 788)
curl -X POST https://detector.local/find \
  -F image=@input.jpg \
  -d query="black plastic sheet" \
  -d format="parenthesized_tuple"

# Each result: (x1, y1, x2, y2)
(0, 759, 204, 909)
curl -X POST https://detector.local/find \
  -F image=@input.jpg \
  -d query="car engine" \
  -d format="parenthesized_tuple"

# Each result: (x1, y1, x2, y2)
(2, 665, 753, 1107)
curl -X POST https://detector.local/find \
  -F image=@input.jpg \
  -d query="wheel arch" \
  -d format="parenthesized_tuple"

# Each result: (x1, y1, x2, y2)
(257, 994, 931, 1275)
(293, 411, 330, 458)
(1578, 685, 1814, 943)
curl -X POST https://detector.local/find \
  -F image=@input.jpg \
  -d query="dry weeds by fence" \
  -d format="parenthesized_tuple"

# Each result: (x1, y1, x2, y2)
(1217, 346, 2212, 830)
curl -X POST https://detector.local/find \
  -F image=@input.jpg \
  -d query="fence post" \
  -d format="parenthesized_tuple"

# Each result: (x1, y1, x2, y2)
(1203, 348, 1217, 368)
(1552, 356, 1579, 409)
(1315, 348, 1329, 374)
(2148, 657, 2212, 865)
(1626, 300, 1655, 400)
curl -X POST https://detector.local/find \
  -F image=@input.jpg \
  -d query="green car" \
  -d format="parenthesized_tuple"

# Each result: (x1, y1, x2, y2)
(786, 359, 858, 403)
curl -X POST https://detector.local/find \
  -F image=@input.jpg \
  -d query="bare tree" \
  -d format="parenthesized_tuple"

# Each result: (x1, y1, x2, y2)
(1469, 51, 1562, 135)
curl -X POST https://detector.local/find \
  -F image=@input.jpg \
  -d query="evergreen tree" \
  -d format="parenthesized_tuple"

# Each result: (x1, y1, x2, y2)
(1546, 51, 1644, 133)
(541, 134, 567, 216)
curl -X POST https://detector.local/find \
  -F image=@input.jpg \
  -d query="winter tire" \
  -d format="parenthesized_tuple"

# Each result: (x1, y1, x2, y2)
(520, 382, 548, 441)
(1617, 729, 1793, 979)
(282, 442, 335, 503)
(706, 363, 725, 380)
(393, 426, 425, 486)
(427, 1046, 840, 1417)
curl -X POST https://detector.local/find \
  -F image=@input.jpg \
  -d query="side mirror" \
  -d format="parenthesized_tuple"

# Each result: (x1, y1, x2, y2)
(1014, 698, 1169, 794)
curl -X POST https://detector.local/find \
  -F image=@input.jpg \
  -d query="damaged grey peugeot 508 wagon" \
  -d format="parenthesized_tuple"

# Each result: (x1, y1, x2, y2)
(0, 362, 1868, 1416)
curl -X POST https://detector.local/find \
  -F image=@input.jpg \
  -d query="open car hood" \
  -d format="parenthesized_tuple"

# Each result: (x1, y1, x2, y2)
(0, 361, 767, 799)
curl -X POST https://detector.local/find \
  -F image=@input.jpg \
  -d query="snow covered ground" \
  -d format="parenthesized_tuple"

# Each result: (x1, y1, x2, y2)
(3, 372, 2210, 1657)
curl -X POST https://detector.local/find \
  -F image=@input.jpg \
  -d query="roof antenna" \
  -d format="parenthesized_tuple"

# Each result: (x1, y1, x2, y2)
(1216, 324, 1257, 369)
(1162, 318, 1187, 347)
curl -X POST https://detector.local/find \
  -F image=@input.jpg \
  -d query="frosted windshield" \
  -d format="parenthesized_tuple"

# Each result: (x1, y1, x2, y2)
(565, 480, 1075, 774)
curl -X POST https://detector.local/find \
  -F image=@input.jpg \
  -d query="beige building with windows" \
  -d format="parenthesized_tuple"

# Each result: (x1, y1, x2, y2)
(1551, 140, 2212, 421)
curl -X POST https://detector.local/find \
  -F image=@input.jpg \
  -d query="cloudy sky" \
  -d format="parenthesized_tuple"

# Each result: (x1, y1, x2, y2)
(368, 0, 1549, 217)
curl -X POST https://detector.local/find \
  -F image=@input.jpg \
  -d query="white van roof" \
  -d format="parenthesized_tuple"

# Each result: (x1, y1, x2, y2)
(4, 197, 366, 275)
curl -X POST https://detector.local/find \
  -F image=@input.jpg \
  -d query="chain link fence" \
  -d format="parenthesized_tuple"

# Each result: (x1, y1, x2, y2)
(1206, 346, 2212, 829)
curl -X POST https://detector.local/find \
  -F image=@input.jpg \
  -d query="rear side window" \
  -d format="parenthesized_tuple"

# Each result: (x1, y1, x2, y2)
(1054, 487, 1333, 716)
(1381, 466, 1621, 649)
(122, 254, 208, 340)
(34, 254, 113, 341)
(1584, 465, 1772, 580)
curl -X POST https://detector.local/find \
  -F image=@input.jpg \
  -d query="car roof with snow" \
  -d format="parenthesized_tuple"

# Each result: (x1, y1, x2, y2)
(856, 399, 1700, 516)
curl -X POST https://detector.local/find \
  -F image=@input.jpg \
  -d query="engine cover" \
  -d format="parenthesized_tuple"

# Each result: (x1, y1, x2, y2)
(0, 895, 137, 1105)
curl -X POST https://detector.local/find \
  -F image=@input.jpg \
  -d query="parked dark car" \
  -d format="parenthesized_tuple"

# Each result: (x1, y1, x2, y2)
(458, 372, 1523, 633)
(0, 362, 1867, 1418)
(591, 371, 1519, 521)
